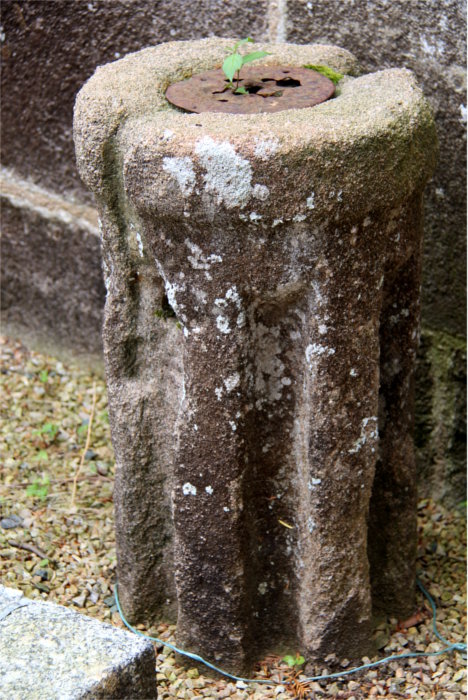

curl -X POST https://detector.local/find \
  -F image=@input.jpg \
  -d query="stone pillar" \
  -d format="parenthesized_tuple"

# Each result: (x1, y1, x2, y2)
(74, 38, 437, 673)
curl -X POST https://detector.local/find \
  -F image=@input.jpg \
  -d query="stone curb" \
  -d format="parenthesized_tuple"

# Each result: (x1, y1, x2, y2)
(0, 584, 157, 699)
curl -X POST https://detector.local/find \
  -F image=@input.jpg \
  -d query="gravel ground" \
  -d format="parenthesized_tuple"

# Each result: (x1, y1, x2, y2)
(0, 334, 466, 699)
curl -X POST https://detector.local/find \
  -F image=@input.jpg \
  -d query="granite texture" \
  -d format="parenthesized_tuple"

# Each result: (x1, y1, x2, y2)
(74, 38, 437, 673)
(0, 0, 268, 201)
(285, 0, 466, 337)
(0, 584, 157, 699)
(0, 0, 464, 501)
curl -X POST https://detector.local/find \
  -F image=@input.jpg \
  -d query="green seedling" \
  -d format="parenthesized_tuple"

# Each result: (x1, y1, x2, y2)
(26, 474, 50, 502)
(222, 38, 269, 93)
(39, 369, 49, 383)
(283, 653, 305, 668)
(304, 64, 343, 85)
(33, 422, 59, 442)
(77, 422, 88, 437)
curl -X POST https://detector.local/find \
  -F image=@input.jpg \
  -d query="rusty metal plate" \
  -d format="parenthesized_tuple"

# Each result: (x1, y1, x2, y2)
(165, 65, 335, 114)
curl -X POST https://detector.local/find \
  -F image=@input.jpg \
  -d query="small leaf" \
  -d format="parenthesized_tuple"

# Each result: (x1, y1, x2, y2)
(296, 655, 305, 665)
(39, 370, 49, 383)
(34, 449, 48, 461)
(222, 53, 243, 82)
(233, 37, 253, 51)
(39, 558, 49, 567)
(241, 50, 270, 66)
(235, 86, 248, 94)
(283, 655, 296, 667)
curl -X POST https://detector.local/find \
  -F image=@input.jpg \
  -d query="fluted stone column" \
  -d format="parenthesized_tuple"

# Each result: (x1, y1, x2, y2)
(74, 38, 437, 673)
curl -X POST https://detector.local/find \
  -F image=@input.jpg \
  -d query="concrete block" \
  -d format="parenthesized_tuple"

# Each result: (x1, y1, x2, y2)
(0, 584, 157, 699)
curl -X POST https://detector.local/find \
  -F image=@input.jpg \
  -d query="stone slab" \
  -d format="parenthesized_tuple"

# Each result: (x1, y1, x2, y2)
(0, 584, 157, 699)
(0, 169, 105, 367)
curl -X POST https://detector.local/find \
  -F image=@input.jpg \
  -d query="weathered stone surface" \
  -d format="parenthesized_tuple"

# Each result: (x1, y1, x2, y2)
(284, 0, 466, 338)
(74, 38, 437, 672)
(0, 0, 269, 201)
(1, 1, 464, 500)
(415, 329, 467, 505)
(0, 584, 157, 699)
(0, 169, 105, 367)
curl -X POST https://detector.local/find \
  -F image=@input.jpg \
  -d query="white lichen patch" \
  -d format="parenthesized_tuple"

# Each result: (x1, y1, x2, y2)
(308, 478, 322, 490)
(293, 213, 307, 222)
(216, 315, 230, 334)
(254, 137, 279, 160)
(348, 416, 379, 455)
(102, 257, 113, 292)
(229, 421, 237, 432)
(135, 230, 144, 257)
(306, 192, 315, 209)
(224, 372, 240, 392)
(305, 343, 335, 365)
(195, 136, 253, 209)
(250, 212, 263, 223)
(182, 482, 197, 496)
(258, 582, 268, 595)
(307, 516, 316, 533)
(223, 506, 230, 512)
(350, 368, 358, 377)
(205, 485, 214, 495)
(226, 287, 242, 309)
(253, 184, 270, 200)
(162, 156, 195, 196)
(459, 104, 467, 124)
(318, 324, 327, 335)
(215, 387, 223, 401)
(237, 311, 246, 328)
(154, 258, 186, 320)
(185, 239, 223, 271)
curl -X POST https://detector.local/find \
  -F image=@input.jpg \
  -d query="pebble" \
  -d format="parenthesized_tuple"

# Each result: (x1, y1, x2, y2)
(0, 514, 23, 529)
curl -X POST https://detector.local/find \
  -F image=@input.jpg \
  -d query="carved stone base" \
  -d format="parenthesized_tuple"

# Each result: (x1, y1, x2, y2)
(74, 38, 437, 673)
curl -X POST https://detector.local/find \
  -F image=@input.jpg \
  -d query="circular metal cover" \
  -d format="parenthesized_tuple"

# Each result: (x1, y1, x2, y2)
(165, 65, 335, 114)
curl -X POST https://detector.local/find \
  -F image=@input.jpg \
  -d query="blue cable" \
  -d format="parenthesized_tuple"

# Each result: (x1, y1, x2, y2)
(114, 575, 466, 687)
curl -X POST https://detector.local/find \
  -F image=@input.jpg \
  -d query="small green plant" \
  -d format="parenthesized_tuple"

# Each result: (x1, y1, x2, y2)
(39, 369, 49, 383)
(26, 474, 50, 502)
(283, 653, 305, 668)
(222, 38, 269, 94)
(33, 422, 59, 442)
(303, 64, 343, 85)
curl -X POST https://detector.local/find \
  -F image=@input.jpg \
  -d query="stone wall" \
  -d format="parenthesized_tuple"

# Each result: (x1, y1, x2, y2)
(1, 0, 465, 501)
